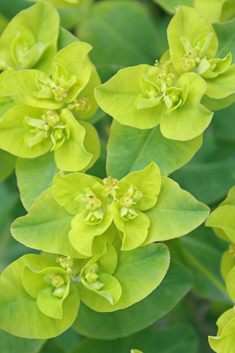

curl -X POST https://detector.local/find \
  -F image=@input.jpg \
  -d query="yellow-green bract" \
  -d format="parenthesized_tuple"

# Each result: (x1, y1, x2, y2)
(0, 2, 60, 74)
(206, 185, 235, 352)
(0, 242, 170, 338)
(11, 162, 209, 258)
(95, 63, 213, 141)
(167, 6, 235, 101)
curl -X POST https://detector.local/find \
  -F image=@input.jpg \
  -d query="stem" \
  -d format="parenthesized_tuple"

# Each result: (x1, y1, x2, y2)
(181, 245, 229, 297)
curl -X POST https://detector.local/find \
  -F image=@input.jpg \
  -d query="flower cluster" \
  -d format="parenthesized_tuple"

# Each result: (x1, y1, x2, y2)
(0, 2, 101, 172)
(1, 3, 231, 346)
(206, 186, 235, 352)
(95, 6, 235, 141)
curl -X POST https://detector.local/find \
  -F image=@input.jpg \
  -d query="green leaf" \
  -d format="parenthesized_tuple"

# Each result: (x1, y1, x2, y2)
(39, 339, 65, 353)
(220, 0, 235, 22)
(73, 261, 192, 339)
(0, 149, 16, 183)
(0, 2, 59, 74)
(76, 1, 163, 70)
(11, 188, 82, 258)
(170, 225, 230, 302)
(107, 120, 202, 178)
(57, 26, 78, 51)
(70, 325, 198, 353)
(213, 18, 235, 62)
(194, 0, 224, 23)
(0, 254, 80, 339)
(26, 0, 85, 8)
(171, 133, 235, 205)
(0, 12, 8, 36)
(76, 243, 170, 312)
(152, 0, 194, 14)
(0, 329, 45, 353)
(16, 152, 59, 211)
(143, 177, 210, 244)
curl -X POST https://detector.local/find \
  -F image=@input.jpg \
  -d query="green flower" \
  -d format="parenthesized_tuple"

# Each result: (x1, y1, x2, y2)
(23, 265, 71, 319)
(0, 42, 92, 109)
(0, 2, 59, 74)
(0, 254, 80, 338)
(11, 162, 209, 258)
(53, 171, 114, 256)
(79, 243, 122, 305)
(0, 105, 94, 171)
(167, 6, 235, 100)
(95, 64, 213, 140)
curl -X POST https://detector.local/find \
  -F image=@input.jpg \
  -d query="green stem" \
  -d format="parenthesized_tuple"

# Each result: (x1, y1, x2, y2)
(181, 245, 229, 297)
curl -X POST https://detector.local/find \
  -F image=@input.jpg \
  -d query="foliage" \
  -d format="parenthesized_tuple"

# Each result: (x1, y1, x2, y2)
(0, 1, 234, 353)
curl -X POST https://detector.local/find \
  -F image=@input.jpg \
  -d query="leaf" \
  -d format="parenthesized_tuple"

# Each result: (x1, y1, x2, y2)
(39, 339, 65, 353)
(107, 120, 202, 179)
(76, 1, 162, 70)
(152, 0, 194, 14)
(0, 149, 16, 183)
(11, 188, 81, 258)
(169, 225, 230, 302)
(213, 18, 235, 62)
(171, 133, 235, 205)
(212, 101, 235, 139)
(77, 243, 170, 312)
(143, 177, 209, 244)
(0, 254, 80, 339)
(73, 260, 192, 339)
(0, 329, 45, 353)
(194, 0, 224, 23)
(16, 152, 59, 211)
(57, 26, 78, 51)
(220, 0, 235, 22)
(70, 325, 198, 353)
